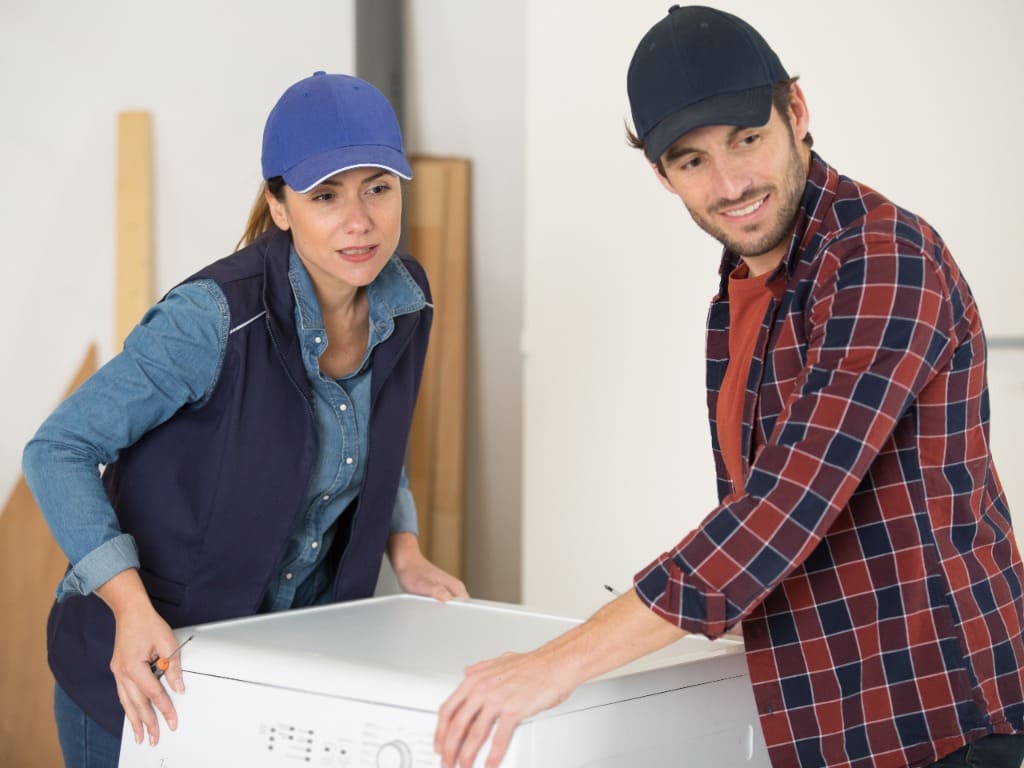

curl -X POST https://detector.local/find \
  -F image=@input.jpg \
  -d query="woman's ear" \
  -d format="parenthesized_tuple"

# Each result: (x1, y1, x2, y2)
(265, 187, 291, 231)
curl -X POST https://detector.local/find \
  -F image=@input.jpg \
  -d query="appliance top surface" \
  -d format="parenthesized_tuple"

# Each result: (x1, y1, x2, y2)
(175, 595, 744, 714)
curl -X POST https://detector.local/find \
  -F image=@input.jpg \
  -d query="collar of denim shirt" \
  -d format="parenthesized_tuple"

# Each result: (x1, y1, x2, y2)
(287, 246, 426, 376)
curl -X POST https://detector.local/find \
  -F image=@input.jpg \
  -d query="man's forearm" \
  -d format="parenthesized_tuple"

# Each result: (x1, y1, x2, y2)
(435, 587, 692, 768)
(541, 588, 689, 689)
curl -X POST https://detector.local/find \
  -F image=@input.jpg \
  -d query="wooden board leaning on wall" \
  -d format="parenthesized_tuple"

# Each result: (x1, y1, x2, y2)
(405, 156, 471, 580)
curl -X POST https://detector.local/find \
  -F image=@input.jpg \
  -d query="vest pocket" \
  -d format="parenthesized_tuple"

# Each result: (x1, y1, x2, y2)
(138, 567, 187, 607)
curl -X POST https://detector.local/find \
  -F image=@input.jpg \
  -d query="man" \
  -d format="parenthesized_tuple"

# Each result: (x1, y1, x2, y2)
(434, 6, 1024, 768)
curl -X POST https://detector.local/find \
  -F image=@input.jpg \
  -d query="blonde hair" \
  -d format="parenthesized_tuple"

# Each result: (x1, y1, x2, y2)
(235, 177, 286, 250)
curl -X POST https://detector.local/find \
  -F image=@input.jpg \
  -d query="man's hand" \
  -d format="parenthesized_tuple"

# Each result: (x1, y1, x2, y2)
(435, 648, 573, 767)
(434, 590, 687, 767)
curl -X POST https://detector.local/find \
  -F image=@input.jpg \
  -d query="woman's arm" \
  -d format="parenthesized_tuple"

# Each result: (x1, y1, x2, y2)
(385, 465, 468, 601)
(22, 281, 228, 598)
(22, 280, 228, 745)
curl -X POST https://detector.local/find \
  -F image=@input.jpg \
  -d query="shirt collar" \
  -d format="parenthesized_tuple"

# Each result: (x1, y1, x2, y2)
(287, 247, 426, 334)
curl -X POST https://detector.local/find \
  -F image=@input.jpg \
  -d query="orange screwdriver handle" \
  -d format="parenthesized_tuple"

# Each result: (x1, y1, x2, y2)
(149, 657, 169, 679)
(149, 635, 193, 679)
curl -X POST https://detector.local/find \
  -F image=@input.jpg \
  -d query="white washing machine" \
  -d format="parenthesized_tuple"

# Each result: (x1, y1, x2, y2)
(118, 595, 769, 767)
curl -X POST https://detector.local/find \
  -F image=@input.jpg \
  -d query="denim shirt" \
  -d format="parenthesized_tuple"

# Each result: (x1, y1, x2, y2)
(263, 249, 422, 610)
(23, 248, 422, 608)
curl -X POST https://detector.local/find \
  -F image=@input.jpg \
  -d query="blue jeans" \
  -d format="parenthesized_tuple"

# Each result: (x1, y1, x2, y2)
(927, 733, 1024, 767)
(54, 683, 121, 768)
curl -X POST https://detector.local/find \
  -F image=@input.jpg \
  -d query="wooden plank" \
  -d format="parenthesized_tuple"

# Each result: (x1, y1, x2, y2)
(116, 111, 154, 349)
(405, 157, 470, 578)
(0, 345, 98, 768)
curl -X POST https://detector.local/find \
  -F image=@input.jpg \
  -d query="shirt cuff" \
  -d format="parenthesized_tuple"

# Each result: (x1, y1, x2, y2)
(56, 533, 140, 601)
(390, 485, 419, 535)
(633, 555, 729, 638)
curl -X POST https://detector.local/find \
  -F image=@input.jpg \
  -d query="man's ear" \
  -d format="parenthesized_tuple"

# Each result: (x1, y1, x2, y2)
(787, 82, 811, 145)
(265, 187, 291, 231)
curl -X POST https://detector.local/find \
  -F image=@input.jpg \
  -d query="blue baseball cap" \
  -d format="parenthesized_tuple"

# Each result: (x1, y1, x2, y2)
(261, 71, 412, 192)
(627, 6, 789, 163)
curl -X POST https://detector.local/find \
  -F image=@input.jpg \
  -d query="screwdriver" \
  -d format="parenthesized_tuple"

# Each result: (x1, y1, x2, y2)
(150, 634, 194, 679)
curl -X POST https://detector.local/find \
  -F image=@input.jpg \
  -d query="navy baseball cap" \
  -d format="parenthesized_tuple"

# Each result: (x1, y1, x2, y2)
(627, 5, 789, 163)
(261, 71, 412, 192)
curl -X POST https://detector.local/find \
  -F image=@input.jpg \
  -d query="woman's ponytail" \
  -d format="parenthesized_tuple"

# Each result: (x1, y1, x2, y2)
(235, 177, 286, 250)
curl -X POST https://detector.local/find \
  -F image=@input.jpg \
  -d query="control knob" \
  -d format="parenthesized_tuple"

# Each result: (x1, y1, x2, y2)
(376, 739, 413, 768)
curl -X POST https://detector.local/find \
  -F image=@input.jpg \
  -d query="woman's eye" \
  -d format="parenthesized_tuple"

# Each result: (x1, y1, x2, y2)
(312, 191, 334, 202)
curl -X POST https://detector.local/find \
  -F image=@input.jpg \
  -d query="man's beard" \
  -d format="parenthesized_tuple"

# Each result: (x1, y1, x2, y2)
(688, 134, 806, 259)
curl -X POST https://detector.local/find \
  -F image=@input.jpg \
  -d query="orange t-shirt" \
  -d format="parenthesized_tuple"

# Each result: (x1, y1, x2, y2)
(716, 264, 774, 496)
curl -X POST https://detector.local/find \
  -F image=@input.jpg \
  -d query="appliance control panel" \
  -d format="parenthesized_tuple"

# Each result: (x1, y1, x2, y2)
(119, 671, 441, 767)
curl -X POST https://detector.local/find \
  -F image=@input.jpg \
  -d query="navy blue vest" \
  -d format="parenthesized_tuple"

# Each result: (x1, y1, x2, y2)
(47, 228, 432, 735)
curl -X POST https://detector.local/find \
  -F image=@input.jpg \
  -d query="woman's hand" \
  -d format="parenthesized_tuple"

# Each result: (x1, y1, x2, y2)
(387, 531, 469, 601)
(96, 569, 185, 746)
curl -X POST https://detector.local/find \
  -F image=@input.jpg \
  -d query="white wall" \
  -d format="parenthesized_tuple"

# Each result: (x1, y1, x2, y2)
(521, 0, 1024, 619)
(1, 1, 359, 498)
(404, 1, 526, 602)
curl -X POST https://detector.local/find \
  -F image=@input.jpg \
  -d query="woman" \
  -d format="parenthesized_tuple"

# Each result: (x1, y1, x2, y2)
(23, 71, 467, 767)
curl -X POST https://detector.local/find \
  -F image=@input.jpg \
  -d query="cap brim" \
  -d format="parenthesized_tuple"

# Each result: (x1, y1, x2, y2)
(644, 85, 774, 163)
(282, 145, 413, 193)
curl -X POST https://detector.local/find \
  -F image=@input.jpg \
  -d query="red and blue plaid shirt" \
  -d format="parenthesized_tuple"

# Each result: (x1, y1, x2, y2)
(634, 154, 1024, 767)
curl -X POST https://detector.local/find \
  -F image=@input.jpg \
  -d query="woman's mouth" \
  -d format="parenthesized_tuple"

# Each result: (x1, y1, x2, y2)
(338, 245, 378, 263)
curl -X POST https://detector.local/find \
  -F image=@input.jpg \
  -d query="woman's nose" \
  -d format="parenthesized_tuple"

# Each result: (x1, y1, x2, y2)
(340, 200, 372, 233)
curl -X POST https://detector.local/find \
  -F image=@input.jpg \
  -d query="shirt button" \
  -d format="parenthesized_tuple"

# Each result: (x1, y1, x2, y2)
(322, 494, 330, 501)
(311, 541, 319, 549)
(284, 572, 293, 580)
(345, 457, 354, 465)
(314, 336, 322, 344)
(339, 404, 347, 411)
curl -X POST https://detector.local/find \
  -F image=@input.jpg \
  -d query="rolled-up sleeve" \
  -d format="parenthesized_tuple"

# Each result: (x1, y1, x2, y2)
(56, 533, 140, 599)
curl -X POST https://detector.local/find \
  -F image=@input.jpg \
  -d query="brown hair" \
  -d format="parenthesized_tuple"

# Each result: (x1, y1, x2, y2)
(235, 176, 287, 250)
(626, 77, 813, 174)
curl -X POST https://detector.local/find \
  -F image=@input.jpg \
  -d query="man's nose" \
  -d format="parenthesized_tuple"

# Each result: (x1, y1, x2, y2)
(712, 157, 754, 203)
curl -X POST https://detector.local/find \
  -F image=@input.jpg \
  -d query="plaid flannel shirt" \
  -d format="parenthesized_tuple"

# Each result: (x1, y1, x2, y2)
(634, 154, 1024, 767)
